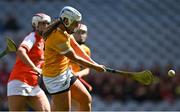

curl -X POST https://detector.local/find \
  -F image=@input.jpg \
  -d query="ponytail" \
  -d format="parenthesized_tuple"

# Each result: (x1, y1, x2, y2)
(43, 19, 61, 40)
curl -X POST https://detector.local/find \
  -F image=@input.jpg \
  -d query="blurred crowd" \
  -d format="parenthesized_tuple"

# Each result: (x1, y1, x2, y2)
(0, 61, 9, 110)
(1, 0, 68, 2)
(0, 59, 180, 110)
(87, 63, 180, 104)
(0, 14, 20, 33)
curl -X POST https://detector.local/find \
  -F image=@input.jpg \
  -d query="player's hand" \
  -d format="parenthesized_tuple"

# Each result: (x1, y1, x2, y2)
(74, 73, 80, 78)
(32, 67, 42, 76)
(95, 65, 106, 72)
(76, 74, 81, 78)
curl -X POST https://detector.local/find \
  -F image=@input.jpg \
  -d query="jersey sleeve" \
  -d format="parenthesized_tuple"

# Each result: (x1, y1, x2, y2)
(82, 45, 91, 56)
(20, 33, 36, 51)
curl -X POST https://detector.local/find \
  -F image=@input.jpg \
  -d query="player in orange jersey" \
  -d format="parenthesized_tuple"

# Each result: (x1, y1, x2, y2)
(42, 6, 105, 111)
(70, 24, 90, 77)
(70, 24, 92, 110)
(7, 13, 51, 111)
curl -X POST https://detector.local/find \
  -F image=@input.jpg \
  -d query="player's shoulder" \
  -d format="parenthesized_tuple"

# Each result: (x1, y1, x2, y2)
(24, 32, 35, 39)
(81, 44, 90, 50)
(23, 32, 36, 42)
(81, 44, 91, 55)
(50, 29, 68, 40)
(46, 29, 69, 45)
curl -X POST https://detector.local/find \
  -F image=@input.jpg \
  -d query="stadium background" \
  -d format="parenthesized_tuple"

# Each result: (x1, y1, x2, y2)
(0, 0, 180, 111)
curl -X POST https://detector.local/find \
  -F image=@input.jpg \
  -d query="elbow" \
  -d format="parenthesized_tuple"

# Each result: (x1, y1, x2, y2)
(17, 47, 26, 56)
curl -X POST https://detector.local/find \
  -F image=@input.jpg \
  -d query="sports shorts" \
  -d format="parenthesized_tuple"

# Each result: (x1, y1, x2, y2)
(43, 68, 77, 94)
(7, 80, 44, 96)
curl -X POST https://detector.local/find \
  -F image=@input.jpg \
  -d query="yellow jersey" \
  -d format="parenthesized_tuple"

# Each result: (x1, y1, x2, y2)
(42, 29, 71, 77)
(70, 44, 91, 73)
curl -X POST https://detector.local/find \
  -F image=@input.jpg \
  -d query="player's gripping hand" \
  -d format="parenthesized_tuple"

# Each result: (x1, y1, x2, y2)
(32, 67, 42, 76)
(94, 65, 106, 72)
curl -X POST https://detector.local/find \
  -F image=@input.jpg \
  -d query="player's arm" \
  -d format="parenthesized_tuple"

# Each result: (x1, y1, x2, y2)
(75, 68, 90, 77)
(17, 47, 42, 74)
(64, 48, 104, 72)
(17, 35, 42, 74)
(51, 32, 105, 72)
(69, 34, 98, 65)
(17, 47, 35, 68)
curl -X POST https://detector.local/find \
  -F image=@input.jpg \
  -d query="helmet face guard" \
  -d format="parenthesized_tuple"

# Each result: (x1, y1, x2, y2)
(59, 6, 82, 28)
(32, 13, 51, 28)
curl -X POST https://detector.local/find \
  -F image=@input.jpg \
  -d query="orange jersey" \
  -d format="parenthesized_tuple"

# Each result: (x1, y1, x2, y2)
(9, 32, 44, 86)
(42, 29, 71, 77)
(70, 44, 91, 73)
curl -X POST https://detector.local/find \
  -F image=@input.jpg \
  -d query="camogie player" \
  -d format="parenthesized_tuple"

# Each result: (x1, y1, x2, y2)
(70, 24, 91, 77)
(7, 13, 51, 111)
(42, 6, 105, 111)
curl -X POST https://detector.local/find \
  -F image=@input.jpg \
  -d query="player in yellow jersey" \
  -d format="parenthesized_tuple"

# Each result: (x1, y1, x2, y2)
(42, 6, 105, 111)
(70, 24, 92, 110)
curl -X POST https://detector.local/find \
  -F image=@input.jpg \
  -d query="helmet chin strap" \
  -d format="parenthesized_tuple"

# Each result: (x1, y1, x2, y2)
(60, 18, 70, 33)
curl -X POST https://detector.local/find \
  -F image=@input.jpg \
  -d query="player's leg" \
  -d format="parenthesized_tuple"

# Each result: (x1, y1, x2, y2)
(51, 90, 71, 111)
(8, 96, 28, 111)
(43, 69, 78, 111)
(43, 69, 75, 111)
(71, 99, 80, 111)
(71, 79, 92, 111)
(27, 90, 50, 111)
(7, 80, 29, 111)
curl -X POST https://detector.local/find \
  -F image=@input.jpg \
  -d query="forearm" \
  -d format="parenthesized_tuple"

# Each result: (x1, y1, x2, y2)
(70, 35, 98, 65)
(76, 68, 90, 77)
(17, 47, 36, 69)
(65, 45, 104, 72)
(73, 55, 99, 70)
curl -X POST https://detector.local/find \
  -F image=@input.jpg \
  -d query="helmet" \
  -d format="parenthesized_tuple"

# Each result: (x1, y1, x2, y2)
(74, 24, 88, 44)
(79, 24, 87, 32)
(32, 13, 51, 28)
(59, 6, 82, 27)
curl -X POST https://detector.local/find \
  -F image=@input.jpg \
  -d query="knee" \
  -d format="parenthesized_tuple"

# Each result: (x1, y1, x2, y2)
(88, 95, 92, 104)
